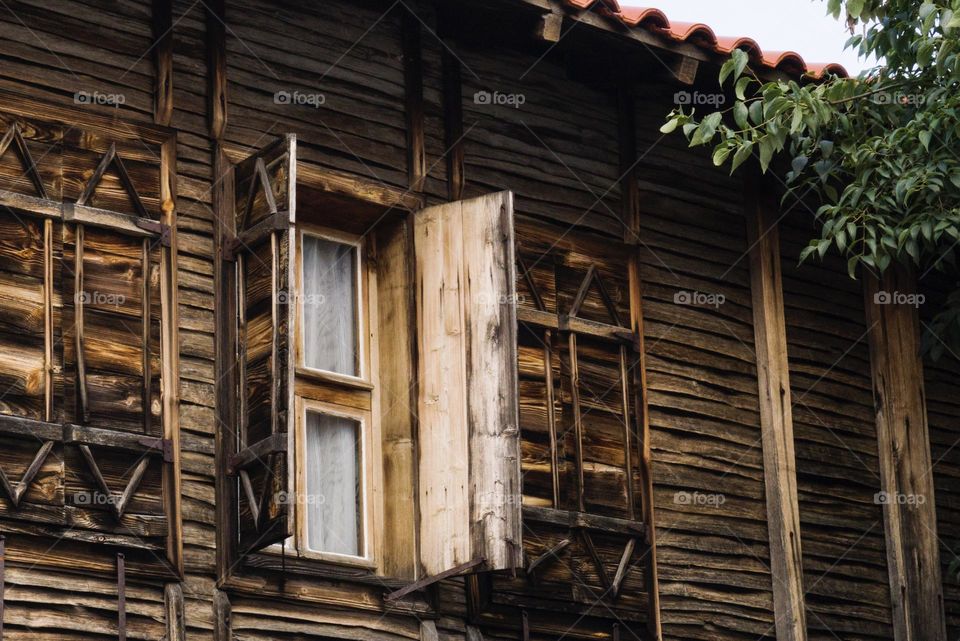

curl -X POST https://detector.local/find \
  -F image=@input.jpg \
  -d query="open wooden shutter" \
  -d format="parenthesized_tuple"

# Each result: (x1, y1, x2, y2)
(228, 135, 296, 555)
(414, 191, 523, 576)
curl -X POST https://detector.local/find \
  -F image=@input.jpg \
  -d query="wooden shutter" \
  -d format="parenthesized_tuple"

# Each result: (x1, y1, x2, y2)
(0, 116, 65, 526)
(228, 135, 296, 554)
(413, 191, 523, 576)
(61, 136, 172, 542)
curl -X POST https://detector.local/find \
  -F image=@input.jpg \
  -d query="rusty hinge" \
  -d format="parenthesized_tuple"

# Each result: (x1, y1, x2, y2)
(117, 552, 126, 641)
(135, 219, 171, 247)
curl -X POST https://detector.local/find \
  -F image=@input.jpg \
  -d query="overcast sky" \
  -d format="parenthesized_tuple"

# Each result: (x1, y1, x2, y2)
(647, 0, 873, 74)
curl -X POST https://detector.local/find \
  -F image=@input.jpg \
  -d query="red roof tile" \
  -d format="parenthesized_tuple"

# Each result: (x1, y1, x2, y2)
(564, 1, 849, 79)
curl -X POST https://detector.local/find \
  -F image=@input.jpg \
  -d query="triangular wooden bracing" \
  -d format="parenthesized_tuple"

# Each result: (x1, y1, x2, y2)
(610, 537, 637, 600)
(569, 263, 623, 327)
(0, 440, 55, 507)
(75, 142, 150, 219)
(0, 123, 48, 200)
(516, 251, 546, 312)
(525, 534, 572, 580)
(579, 529, 612, 590)
(237, 451, 280, 531)
(239, 157, 278, 232)
(76, 444, 150, 519)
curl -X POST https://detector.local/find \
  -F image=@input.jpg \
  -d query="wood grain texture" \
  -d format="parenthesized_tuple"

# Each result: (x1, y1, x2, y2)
(744, 175, 806, 641)
(864, 266, 947, 641)
(414, 191, 522, 576)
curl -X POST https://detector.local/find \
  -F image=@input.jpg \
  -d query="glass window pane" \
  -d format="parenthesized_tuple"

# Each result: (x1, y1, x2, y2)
(304, 411, 362, 556)
(301, 235, 358, 376)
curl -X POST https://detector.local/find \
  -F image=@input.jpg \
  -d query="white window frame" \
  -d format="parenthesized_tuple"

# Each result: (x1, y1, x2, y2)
(294, 397, 375, 566)
(295, 227, 368, 385)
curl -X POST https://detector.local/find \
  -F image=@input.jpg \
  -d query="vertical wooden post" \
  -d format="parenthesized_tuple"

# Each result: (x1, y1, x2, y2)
(0, 535, 5, 640)
(864, 266, 947, 641)
(213, 589, 231, 641)
(164, 582, 185, 641)
(618, 89, 639, 244)
(43, 219, 53, 422)
(116, 553, 126, 641)
(209, 0, 236, 577)
(142, 239, 152, 436)
(74, 225, 89, 424)
(206, 0, 227, 141)
(401, 6, 425, 193)
(744, 175, 807, 641)
(441, 47, 464, 201)
(567, 333, 586, 513)
(621, 80, 662, 639)
(152, 0, 174, 126)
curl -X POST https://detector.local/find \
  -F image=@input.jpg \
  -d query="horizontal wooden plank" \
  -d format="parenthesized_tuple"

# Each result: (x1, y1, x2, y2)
(523, 505, 645, 537)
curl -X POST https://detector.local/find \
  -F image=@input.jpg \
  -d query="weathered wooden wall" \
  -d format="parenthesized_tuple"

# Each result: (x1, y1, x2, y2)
(632, 83, 775, 641)
(0, 1, 953, 641)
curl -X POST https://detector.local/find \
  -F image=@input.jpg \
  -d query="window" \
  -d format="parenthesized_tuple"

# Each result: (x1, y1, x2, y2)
(299, 233, 360, 377)
(222, 136, 521, 582)
(293, 227, 375, 564)
(300, 403, 364, 558)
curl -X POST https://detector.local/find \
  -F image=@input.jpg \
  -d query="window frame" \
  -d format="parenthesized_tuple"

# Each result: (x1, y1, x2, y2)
(294, 397, 374, 566)
(294, 226, 368, 386)
(284, 221, 382, 569)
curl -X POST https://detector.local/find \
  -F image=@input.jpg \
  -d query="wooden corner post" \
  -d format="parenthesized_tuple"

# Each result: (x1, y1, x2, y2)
(863, 266, 947, 641)
(744, 174, 807, 641)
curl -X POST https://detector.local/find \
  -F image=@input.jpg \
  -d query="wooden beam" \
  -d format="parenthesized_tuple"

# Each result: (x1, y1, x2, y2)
(206, 0, 227, 140)
(617, 89, 639, 244)
(401, 7, 426, 192)
(534, 11, 563, 42)
(441, 46, 464, 201)
(164, 583, 185, 641)
(213, 146, 237, 580)
(213, 589, 231, 641)
(864, 266, 947, 641)
(152, 0, 174, 126)
(628, 251, 661, 641)
(384, 557, 485, 602)
(670, 55, 699, 86)
(744, 174, 807, 641)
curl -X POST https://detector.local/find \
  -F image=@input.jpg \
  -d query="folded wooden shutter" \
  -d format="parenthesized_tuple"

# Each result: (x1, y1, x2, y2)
(228, 135, 296, 554)
(61, 136, 172, 542)
(0, 117, 65, 526)
(413, 191, 523, 576)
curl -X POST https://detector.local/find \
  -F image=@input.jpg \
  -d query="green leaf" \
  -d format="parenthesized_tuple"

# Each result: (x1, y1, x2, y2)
(920, 130, 932, 151)
(734, 101, 749, 129)
(847, 0, 865, 19)
(732, 48, 749, 81)
(791, 155, 808, 174)
(730, 141, 754, 174)
(759, 136, 774, 173)
(847, 255, 859, 279)
(660, 118, 679, 134)
(712, 144, 732, 167)
(748, 100, 764, 126)
(735, 77, 751, 101)
(719, 58, 735, 86)
(820, 140, 834, 158)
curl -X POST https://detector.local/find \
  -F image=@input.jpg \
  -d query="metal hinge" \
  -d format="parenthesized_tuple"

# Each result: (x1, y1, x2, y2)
(135, 219, 172, 247)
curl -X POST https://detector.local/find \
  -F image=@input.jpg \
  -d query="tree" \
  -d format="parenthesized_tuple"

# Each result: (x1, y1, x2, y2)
(661, 0, 960, 359)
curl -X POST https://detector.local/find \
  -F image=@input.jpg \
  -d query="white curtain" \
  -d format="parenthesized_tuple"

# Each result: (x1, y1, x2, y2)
(305, 411, 361, 556)
(301, 235, 357, 376)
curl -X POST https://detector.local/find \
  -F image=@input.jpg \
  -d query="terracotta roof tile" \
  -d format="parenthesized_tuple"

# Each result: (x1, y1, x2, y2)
(563, 1, 849, 79)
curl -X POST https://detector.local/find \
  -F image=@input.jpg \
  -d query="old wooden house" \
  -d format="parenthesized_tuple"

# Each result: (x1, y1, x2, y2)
(0, 0, 955, 640)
